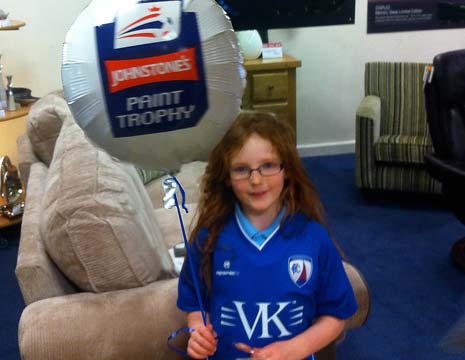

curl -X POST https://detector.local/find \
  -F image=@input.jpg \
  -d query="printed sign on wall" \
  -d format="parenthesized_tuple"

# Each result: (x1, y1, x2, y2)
(368, 0, 465, 33)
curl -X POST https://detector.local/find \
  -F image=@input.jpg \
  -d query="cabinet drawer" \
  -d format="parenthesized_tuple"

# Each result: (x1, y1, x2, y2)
(252, 103, 289, 125)
(252, 72, 288, 101)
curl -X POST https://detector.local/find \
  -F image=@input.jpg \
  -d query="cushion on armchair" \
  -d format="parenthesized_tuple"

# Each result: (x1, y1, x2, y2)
(40, 115, 175, 293)
(26, 90, 67, 166)
(374, 135, 433, 165)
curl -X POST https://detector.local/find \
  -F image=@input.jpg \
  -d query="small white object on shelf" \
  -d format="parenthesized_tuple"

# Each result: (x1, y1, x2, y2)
(0, 19, 11, 28)
(262, 42, 283, 59)
(0, 9, 10, 28)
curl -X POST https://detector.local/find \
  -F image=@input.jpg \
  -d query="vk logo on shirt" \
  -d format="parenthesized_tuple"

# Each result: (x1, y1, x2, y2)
(220, 301, 304, 340)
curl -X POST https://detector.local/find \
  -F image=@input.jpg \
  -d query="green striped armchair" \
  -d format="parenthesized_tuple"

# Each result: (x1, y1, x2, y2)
(355, 62, 442, 193)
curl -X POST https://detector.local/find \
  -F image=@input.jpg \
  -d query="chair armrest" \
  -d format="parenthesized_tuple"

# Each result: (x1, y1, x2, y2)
(18, 278, 186, 360)
(15, 162, 76, 305)
(343, 261, 370, 330)
(16, 134, 40, 187)
(332, 262, 370, 349)
(355, 96, 381, 189)
(356, 95, 381, 143)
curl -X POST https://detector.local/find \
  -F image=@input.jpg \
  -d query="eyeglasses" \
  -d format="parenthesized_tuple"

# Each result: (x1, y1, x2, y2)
(230, 162, 284, 180)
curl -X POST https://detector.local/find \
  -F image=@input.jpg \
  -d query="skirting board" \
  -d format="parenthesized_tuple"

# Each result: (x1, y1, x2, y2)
(297, 140, 355, 157)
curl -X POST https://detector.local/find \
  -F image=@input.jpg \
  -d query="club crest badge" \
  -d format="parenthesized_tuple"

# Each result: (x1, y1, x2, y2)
(288, 256, 312, 288)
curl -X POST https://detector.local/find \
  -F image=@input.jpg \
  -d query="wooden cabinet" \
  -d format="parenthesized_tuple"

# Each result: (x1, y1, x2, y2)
(242, 54, 301, 135)
(0, 20, 29, 171)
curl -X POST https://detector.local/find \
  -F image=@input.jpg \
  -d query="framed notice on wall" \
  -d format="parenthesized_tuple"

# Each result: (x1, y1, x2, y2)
(368, 0, 465, 33)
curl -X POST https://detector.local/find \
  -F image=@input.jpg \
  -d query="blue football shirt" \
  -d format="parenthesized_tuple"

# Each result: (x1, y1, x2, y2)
(177, 212, 357, 360)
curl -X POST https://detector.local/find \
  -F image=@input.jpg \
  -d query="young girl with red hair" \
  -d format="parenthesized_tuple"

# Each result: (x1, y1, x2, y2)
(177, 111, 357, 360)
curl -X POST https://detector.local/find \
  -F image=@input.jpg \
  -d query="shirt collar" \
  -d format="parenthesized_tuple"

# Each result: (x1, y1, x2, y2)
(234, 203, 286, 250)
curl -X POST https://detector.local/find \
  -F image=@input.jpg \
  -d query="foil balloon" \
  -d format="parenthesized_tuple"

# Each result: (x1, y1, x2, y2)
(62, 0, 245, 170)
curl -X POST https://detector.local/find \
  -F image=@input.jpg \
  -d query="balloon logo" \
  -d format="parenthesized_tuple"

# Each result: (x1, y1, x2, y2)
(62, 0, 245, 170)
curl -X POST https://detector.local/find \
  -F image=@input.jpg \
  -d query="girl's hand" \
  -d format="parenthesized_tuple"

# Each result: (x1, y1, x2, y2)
(187, 323, 217, 359)
(251, 340, 294, 360)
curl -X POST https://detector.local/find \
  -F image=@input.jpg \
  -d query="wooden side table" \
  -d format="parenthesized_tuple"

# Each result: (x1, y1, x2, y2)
(0, 20, 26, 31)
(242, 54, 302, 136)
(1, 105, 30, 121)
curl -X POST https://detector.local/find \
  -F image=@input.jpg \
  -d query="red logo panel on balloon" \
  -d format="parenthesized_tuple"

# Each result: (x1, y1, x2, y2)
(95, 0, 207, 138)
(105, 49, 200, 93)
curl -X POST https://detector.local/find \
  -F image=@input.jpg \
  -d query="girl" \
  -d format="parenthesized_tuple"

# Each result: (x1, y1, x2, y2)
(177, 111, 357, 360)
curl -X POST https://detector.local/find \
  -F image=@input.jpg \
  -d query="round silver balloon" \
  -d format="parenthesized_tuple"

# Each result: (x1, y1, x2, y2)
(62, 0, 245, 171)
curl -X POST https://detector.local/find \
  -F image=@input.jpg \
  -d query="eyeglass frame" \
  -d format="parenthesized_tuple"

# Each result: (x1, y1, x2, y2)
(229, 162, 284, 180)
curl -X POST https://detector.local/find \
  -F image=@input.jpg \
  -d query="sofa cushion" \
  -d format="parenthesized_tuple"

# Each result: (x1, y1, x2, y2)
(154, 203, 198, 249)
(40, 115, 175, 293)
(26, 90, 67, 166)
(374, 135, 433, 165)
(16, 162, 77, 305)
(136, 167, 166, 184)
(16, 134, 39, 188)
(146, 161, 207, 209)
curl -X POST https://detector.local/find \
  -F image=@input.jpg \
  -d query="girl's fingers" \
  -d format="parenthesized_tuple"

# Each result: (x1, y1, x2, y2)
(251, 348, 269, 359)
(187, 324, 217, 357)
(191, 333, 216, 352)
(188, 338, 216, 358)
(197, 324, 217, 343)
(235, 342, 253, 354)
(188, 339, 215, 357)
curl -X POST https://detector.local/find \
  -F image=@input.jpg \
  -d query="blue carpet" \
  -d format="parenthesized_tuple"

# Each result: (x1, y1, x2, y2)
(1, 154, 465, 359)
(0, 223, 24, 360)
(302, 154, 465, 360)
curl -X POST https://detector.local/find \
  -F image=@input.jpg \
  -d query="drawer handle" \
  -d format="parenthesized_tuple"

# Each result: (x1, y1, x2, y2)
(267, 85, 274, 91)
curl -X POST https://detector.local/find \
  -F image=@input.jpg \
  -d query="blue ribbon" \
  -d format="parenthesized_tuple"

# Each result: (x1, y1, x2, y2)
(165, 176, 208, 356)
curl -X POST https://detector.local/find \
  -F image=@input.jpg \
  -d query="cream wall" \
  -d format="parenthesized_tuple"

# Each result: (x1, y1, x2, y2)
(0, 0, 89, 165)
(271, 0, 465, 155)
(1, 0, 465, 159)
(0, 0, 89, 95)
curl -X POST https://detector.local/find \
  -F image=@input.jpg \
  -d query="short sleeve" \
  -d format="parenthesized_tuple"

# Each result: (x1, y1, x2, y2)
(314, 228, 358, 320)
(177, 231, 210, 313)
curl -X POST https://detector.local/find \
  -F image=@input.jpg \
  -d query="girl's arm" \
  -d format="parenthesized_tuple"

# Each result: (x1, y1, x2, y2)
(251, 316, 345, 360)
(186, 311, 218, 359)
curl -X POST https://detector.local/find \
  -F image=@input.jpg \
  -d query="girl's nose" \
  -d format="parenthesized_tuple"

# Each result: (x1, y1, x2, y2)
(249, 170, 262, 184)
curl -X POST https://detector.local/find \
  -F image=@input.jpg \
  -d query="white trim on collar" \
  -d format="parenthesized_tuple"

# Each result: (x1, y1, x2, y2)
(234, 212, 281, 251)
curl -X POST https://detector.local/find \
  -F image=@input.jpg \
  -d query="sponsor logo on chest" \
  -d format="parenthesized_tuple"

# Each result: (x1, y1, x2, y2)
(220, 301, 304, 340)
(215, 259, 240, 277)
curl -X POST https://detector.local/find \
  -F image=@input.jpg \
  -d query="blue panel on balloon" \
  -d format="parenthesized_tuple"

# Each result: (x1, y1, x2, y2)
(95, 1, 207, 138)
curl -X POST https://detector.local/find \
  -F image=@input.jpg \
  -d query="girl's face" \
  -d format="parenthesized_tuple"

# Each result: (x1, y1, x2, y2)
(229, 134, 285, 222)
